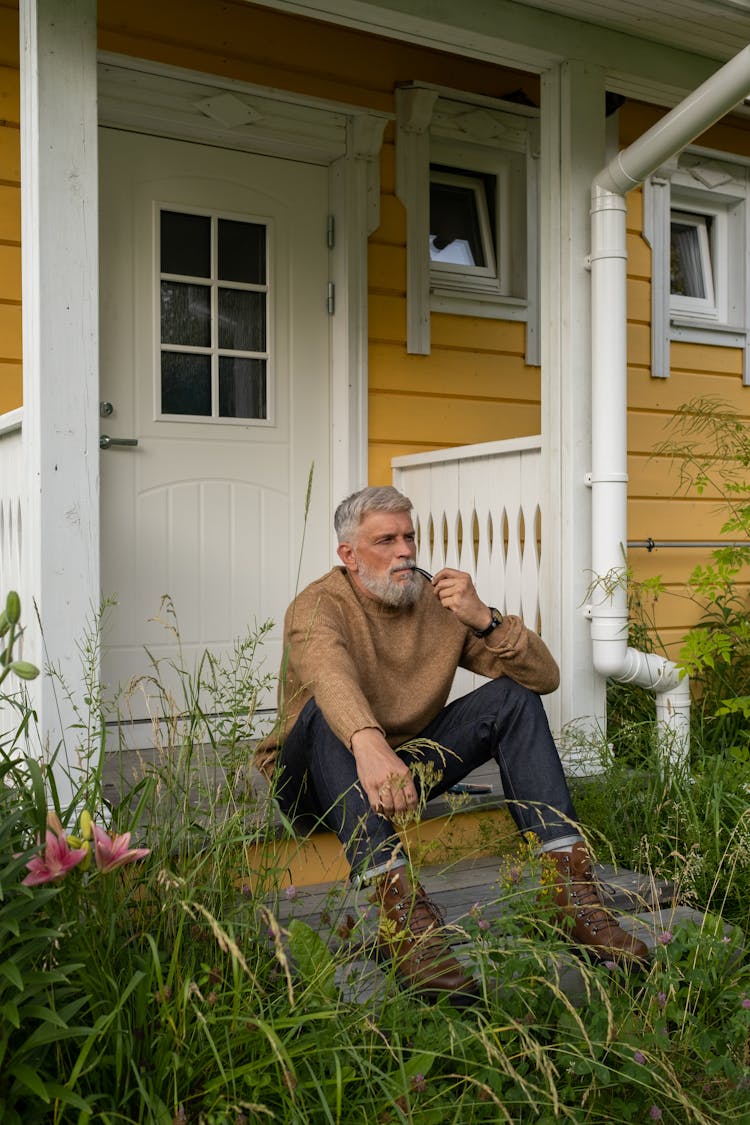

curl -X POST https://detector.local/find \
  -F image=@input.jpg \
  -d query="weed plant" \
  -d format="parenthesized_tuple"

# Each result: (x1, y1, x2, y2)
(0, 584, 748, 1124)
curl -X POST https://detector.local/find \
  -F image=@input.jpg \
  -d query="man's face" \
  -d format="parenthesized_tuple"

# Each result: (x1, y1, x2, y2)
(337, 509, 420, 607)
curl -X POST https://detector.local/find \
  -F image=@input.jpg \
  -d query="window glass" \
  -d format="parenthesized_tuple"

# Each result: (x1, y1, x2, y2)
(217, 289, 266, 352)
(670, 212, 714, 301)
(161, 211, 211, 277)
(428, 168, 496, 279)
(161, 353, 211, 416)
(430, 181, 486, 266)
(158, 209, 270, 422)
(160, 282, 211, 347)
(219, 357, 267, 419)
(218, 219, 266, 284)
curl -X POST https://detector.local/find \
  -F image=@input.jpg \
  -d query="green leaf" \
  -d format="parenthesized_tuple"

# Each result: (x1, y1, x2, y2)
(12, 1062, 51, 1102)
(287, 919, 337, 1003)
(0, 961, 23, 991)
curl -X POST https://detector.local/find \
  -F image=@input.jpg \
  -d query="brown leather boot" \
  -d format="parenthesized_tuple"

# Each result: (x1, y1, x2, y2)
(370, 867, 478, 1004)
(546, 843, 650, 966)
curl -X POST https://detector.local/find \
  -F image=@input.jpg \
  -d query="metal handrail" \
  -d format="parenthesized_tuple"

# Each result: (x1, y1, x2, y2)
(629, 539, 750, 551)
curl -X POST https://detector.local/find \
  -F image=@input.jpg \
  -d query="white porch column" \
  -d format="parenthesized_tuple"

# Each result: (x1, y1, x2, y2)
(540, 60, 607, 767)
(20, 0, 100, 805)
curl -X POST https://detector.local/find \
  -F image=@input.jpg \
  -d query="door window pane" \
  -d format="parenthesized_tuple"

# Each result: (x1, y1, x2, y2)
(219, 357, 267, 419)
(161, 211, 211, 277)
(158, 209, 270, 422)
(161, 353, 211, 416)
(218, 219, 266, 284)
(218, 288, 266, 351)
(161, 282, 211, 347)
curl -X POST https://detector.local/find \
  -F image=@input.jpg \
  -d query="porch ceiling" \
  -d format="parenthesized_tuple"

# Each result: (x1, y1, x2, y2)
(511, 0, 750, 65)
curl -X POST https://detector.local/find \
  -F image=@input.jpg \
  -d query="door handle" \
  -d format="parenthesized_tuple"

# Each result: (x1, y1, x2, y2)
(100, 434, 139, 450)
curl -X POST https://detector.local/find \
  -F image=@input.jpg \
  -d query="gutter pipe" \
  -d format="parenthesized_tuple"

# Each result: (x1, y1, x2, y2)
(589, 44, 750, 768)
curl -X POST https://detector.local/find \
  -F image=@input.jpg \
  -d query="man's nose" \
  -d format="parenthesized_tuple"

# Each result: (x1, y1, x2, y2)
(396, 537, 415, 555)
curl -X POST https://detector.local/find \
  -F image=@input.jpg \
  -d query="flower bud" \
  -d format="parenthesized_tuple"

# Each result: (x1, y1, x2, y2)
(80, 810, 93, 841)
(10, 660, 39, 680)
(5, 591, 20, 625)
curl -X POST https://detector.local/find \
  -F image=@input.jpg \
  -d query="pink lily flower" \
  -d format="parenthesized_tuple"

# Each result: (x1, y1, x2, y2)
(22, 812, 88, 885)
(91, 822, 150, 873)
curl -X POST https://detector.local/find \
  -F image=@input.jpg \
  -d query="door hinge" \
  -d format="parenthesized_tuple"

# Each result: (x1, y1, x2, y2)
(327, 214, 335, 249)
(327, 281, 335, 315)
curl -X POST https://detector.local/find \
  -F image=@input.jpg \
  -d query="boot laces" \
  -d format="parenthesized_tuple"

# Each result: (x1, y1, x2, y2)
(392, 886, 445, 938)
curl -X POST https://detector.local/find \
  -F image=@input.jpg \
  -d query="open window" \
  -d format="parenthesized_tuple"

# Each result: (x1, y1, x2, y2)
(644, 150, 750, 381)
(396, 84, 539, 360)
(429, 168, 496, 276)
(670, 210, 716, 315)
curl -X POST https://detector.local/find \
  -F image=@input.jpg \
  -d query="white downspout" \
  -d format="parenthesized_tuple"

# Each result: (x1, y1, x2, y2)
(589, 44, 750, 768)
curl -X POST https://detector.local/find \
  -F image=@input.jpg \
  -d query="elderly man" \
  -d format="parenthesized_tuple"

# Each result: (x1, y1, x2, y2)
(256, 486, 648, 1002)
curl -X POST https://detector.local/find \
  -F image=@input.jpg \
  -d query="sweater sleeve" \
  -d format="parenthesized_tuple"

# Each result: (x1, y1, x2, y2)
(460, 613, 560, 694)
(284, 591, 385, 748)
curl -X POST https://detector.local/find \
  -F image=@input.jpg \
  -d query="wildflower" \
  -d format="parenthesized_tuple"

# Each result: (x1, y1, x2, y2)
(742, 997, 750, 1010)
(411, 1073, 427, 1093)
(657, 990, 667, 1008)
(649, 1107, 663, 1120)
(478, 919, 490, 931)
(92, 822, 150, 874)
(633, 1050, 646, 1064)
(656, 930, 673, 945)
(285, 884, 298, 901)
(22, 812, 88, 885)
(603, 960, 617, 971)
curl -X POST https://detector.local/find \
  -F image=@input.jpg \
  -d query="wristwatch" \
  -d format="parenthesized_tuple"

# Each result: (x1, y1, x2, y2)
(474, 606, 503, 638)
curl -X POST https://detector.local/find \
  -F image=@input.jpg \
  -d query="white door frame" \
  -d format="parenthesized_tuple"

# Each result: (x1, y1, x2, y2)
(19, 2, 386, 801)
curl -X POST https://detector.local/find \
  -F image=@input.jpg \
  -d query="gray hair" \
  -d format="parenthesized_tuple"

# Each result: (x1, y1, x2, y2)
(334, 486, 413, 544)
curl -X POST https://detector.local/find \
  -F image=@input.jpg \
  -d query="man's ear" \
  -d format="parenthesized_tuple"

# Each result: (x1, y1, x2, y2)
(337, 541, 357, 572)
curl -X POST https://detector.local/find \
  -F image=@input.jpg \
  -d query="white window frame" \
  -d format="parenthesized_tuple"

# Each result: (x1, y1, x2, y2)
(429, 169, 497, 278)
(669, 209, 716, 317)
(644, 148, 750, 382)
(396, 83, 540, 361)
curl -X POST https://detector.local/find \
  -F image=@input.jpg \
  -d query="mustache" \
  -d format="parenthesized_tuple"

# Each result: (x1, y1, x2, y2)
(392, 564, 434, 581)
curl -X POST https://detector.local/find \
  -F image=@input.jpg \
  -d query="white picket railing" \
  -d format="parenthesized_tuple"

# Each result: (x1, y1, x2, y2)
(0, 409, 25, 605)
(392, 435, 543, 630)
(392, 435, 545, 789)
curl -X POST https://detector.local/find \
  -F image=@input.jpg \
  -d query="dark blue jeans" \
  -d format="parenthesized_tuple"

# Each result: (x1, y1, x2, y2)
(274, 677, 579, 879)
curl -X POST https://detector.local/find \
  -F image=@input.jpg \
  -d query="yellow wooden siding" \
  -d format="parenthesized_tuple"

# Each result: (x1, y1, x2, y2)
(0, 4, 20, 415)
(369, 122, 539, 483)
(4, 0, 750, 661)
(97, 1, 542, 489)
(622, 101, 750, 651)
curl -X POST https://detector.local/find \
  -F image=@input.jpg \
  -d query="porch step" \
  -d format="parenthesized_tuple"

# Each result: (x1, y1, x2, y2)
(101, 744, 517, 887)
(266, 854, 735, 1006)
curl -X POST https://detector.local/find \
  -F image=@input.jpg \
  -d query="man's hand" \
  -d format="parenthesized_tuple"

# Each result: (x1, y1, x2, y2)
(431, 567, 492, 633)
(350, 728, 419, 816)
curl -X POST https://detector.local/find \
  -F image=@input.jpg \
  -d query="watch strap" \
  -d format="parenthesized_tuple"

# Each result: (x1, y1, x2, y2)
(474, 607, 503, 638)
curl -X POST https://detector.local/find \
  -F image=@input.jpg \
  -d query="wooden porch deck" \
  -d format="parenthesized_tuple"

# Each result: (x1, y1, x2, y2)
(263, 851, 709, 1005)
(102, 745, 715, 1005)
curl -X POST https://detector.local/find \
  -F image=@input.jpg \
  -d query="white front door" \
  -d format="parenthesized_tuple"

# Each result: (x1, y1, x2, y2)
(99, 128, 332, 734)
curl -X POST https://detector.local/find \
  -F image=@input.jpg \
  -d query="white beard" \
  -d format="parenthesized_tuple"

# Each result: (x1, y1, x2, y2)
(357, 562, 421, 607)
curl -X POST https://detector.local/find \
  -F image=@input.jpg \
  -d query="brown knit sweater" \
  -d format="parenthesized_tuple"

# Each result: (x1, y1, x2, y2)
(254, 567, 560, 776)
